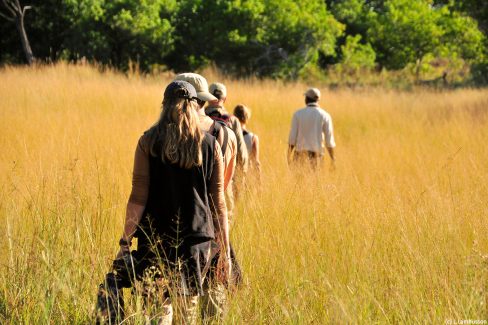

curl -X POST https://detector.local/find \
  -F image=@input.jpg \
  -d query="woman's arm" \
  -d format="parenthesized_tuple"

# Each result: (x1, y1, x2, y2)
(118, 136, 150, 256)
(252, 134, 261, 177)
(221, 128, 237, 191)
(208, 141, 231, 281)
(120, 203, 145, 245)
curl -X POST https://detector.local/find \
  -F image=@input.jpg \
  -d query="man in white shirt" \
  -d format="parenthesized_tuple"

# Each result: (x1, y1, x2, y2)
(288, 88, 336, 169)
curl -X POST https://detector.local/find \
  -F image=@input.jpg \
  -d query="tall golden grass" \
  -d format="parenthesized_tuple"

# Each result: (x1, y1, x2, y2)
(0, 63, 487, 323)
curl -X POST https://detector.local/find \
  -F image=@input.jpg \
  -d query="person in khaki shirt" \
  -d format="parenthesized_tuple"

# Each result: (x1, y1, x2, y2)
(206, 82, 249, 217)
(173, 73, 237, 191)
(288, 87, 336, 170)
(206, 82, 249, 174)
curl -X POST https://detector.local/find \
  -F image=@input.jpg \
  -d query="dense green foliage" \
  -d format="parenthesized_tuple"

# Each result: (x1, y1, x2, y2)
(166, 0, 342, 78)
(0, 0, 486, 82)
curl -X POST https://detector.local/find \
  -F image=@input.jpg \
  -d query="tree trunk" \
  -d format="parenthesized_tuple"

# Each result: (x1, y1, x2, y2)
(15, 13, 34, 65)
(415, 58, 421, 82)
(414, 52, 427, 83)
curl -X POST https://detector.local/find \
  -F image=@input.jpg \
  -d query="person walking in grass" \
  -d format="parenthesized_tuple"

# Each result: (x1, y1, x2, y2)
(206, 82, 249, 178)
(206, 82, 249, 194)
(233, 104, 261, 180)
(173, 74, 241, 321)
(96, 81, 230, 324)
(288, 88, 336, 170)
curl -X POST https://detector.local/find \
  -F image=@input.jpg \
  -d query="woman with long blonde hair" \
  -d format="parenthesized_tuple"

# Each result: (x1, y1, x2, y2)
(96, 80, 230, 324)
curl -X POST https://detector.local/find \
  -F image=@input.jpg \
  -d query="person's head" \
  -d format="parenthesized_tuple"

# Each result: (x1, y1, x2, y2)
(173, 73, 217, 108)
(233, 104, 251, 125)
(148, 80, 203, 169)
(209, 82, 227, 105)
(304, 87, 320, 104)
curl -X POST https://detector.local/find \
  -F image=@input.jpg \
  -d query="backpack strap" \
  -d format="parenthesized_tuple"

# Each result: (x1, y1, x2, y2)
(211, 115, 232, 129)
(211, 120, 229, 155)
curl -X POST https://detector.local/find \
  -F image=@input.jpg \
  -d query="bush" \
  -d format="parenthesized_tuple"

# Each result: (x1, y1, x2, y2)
(471, 61, 488, 85)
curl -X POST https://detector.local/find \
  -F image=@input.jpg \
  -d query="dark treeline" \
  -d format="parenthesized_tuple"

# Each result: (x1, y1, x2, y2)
(1, 0, 487, 84)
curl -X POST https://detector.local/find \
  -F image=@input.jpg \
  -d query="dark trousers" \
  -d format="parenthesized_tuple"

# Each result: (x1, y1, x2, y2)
(95, 244, 241, 323)
(95, 250, 154, 324)
(293, 150, 321, 170)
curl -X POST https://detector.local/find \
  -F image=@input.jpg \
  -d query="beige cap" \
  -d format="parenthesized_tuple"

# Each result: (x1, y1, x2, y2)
(304, 87, 321, 100)
(173, 73, 217, 101)
(209, 82, 227, 99)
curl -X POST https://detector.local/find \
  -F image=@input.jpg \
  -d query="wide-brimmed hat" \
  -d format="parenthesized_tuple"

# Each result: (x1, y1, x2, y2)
(304, 87, 321, 100)
(209, 82, 227, 99)
(164, 80, 198, 101)
(173, 73, 217, 102)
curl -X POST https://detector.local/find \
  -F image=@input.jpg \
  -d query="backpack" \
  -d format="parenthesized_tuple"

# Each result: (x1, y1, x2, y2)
(208, 110, 233, 129)
(211, 120, 229, 155)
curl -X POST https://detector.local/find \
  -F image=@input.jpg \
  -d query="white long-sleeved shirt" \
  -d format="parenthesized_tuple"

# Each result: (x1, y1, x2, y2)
(288, 102, 336, 155)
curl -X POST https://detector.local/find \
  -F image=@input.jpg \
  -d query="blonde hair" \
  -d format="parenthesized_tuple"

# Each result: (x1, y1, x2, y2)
(148, 95, 203, 169)
(233, 104, 251, 124)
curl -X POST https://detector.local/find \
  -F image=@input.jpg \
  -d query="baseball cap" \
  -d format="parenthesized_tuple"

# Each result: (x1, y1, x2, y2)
(173, 73, 217, 102)
(304, 88, 321, 100)
(209, 82, 227, 99)
(164, 80, 198, 101)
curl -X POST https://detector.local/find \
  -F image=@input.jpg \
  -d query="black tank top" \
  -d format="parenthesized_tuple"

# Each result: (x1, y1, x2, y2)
(136, 133, 216, 250)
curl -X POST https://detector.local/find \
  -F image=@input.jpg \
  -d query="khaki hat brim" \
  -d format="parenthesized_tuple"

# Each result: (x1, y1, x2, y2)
(304, 92, 320, 97)
(197, 91, 217, 101)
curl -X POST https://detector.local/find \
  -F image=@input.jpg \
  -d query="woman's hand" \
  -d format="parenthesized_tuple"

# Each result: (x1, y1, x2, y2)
(115, 239, 131, 260)
(112, 240, 133, 273)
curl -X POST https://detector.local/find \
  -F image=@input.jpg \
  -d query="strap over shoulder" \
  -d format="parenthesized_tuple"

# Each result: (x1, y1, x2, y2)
(211, 120, 229, 155)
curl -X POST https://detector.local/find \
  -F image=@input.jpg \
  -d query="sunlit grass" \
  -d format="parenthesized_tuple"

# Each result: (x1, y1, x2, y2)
(0, 63, 487, 323)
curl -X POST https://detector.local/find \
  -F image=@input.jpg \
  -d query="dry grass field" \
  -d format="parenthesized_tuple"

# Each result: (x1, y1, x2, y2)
(0, 63, 487, 324)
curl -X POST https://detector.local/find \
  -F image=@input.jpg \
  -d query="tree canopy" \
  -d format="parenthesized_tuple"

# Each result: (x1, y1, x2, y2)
(1, 0, 486, 83)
